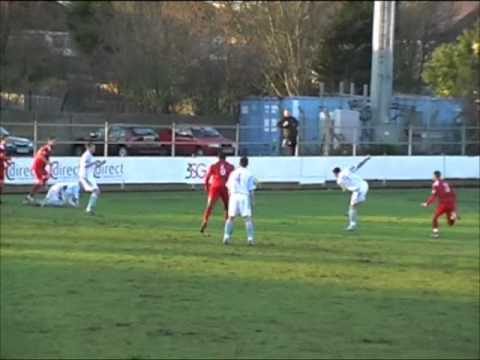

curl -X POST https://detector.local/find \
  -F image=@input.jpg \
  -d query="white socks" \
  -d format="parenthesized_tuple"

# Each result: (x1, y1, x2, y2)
(348, 207, 357, 227)
(223, 218, 255, 244)
(245, 219, 255, 242)
(86, 193, 98, 212)
(224, 219, 234, 242)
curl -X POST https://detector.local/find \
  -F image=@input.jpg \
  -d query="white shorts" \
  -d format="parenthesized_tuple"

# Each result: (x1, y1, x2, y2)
(228, 193, 252, 218)
(350, 182, 369, 206)
(79, 177, 99, 192)
(44, 197, 65, 207)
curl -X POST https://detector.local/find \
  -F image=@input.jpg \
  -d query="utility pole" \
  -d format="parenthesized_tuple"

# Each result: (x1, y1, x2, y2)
(370, 1, 396, 139)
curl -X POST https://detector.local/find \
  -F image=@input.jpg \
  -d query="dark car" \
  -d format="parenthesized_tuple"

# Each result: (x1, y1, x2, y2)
(72, 125, 167, 156)
(0, 126, 34, 156)
(158, 126, 236, 156)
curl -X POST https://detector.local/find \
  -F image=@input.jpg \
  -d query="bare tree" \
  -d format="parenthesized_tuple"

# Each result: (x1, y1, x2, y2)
(227, 1, 336, 96)
(85, 2, 229, 114)
(395, 1, 456, 93)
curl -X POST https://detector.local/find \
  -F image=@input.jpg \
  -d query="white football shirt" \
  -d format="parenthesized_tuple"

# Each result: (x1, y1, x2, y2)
(64, 183, 80, 200)
(337, 166, 367, 192)
(226, 167, 256, 195)
(46, 182, 80, 202)
(79, 150, 95, 178)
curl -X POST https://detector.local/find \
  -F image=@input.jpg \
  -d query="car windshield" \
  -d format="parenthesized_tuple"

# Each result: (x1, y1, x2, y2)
(95, 128, 105, 138)
(133, 128, 157, 136)
(176, 127, 193, 137)
(191, 127, 221, 138)
(0, 127, 9, 136)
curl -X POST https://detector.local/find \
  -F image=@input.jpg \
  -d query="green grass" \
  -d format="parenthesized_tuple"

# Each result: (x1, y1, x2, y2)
(1, 189, 479, 359)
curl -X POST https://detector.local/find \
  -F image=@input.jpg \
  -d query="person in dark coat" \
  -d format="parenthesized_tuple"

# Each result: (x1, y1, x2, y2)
(277, 109, 299, 156)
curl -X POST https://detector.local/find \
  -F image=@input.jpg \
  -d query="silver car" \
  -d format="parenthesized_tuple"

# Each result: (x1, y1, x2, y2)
(0, 127, 34, 155)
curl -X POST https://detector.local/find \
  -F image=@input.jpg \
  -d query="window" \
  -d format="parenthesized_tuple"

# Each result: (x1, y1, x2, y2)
(0, 127, 9, 136)
(94, 128, 105, 138)
(191, 127, 221, 138)
(110, 127, 126, 138)
(132, 128, 157, 137)
(176, 127, 193, 137)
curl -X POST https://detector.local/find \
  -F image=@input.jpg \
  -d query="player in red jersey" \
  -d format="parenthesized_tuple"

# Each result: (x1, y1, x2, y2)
(421, 170, 457, 238)
(0, 135, 12, 203)
(25, 137, 56, 203)
(200, 151, 234, 233)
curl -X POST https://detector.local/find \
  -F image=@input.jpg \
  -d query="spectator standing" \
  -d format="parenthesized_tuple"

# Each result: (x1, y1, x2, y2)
(277, 109, 299, 156)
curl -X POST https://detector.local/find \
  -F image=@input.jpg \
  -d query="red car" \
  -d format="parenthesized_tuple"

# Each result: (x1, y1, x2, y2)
(73, 126, 167, 157)
(158, 126, 236, 156)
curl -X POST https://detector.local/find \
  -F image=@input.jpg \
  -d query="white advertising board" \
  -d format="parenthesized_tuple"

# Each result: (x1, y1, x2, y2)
(4, 156, 479, 185)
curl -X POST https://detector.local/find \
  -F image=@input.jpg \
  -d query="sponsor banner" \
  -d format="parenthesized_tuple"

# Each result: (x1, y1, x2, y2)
(5, 158, 126, 185)
(4, 156, 479, 185)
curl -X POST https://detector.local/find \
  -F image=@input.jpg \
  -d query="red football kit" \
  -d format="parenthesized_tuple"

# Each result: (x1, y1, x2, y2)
(0, 144, 11, 185)
(202, 159, 234, 225)
(426, 179, 457, 229)
(32, 144, 52, 185)
(0, 144, 12, 200)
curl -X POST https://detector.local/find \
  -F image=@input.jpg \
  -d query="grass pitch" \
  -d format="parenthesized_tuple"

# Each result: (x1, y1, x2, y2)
(1, 189, 479, 359)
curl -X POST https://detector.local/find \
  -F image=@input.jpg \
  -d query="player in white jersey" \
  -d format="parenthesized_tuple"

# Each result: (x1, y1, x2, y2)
(79, 143, 105, 215)
(42, 182, 80, 207)
(224, 156, 257, 245)
(333, 155, 371, 231)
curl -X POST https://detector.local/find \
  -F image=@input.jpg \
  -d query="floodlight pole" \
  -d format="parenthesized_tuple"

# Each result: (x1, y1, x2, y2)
(370, 1, 396, 138)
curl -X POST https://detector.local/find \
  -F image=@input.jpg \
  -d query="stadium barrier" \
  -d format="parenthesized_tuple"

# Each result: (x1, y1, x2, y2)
(4, 156, 479, 186)
(2, 117, 479, 157)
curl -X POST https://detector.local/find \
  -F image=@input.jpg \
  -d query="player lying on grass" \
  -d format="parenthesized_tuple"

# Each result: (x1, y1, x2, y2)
(79, 143, 106, 215)
(0, 135, 12, 203)
(223, 156, 256, 245)
(333, 155, 371, 231)
(421, 170, 457, 238)
(25, 137, 56, 204)
(41, 182, 80, 208)
(200, 151, 234, 233)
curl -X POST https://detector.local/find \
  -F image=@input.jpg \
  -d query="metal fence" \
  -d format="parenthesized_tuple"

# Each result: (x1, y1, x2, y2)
(1, 120, 479, 157)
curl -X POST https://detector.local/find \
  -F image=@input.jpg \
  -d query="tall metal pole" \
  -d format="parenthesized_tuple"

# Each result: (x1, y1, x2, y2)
(104, 121, 109, 157)
(370, 1, 395, 137)
(235, 123, 240, 156)
(33, 114, 38, 153)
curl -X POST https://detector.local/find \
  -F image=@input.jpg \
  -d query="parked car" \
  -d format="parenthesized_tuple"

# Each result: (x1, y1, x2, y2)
(72, 125, 167, 156)
(158, 126, 236, 156)
(0, 126, 34, 156)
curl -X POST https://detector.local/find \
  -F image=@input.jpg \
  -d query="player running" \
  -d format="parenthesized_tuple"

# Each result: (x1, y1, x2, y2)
(0, 135, 12, 203)
(79, 143, 105, 215)
(42, 182, 80, 208)
(421, 170, 457, 238)
(200, 151, 234, 233)
(26, 137, 56, 204)
(223, 156, 256, 245)
(332, 155, 371, 231)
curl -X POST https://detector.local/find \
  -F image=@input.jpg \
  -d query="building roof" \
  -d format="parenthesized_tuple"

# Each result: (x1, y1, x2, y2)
(437, 1, 479, 42)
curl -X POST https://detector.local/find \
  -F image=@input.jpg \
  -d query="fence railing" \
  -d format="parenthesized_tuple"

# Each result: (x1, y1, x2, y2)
(0, 120, 479, 157)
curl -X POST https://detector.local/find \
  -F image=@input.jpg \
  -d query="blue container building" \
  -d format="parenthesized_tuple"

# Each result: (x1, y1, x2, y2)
(238, 95, 464, 156)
